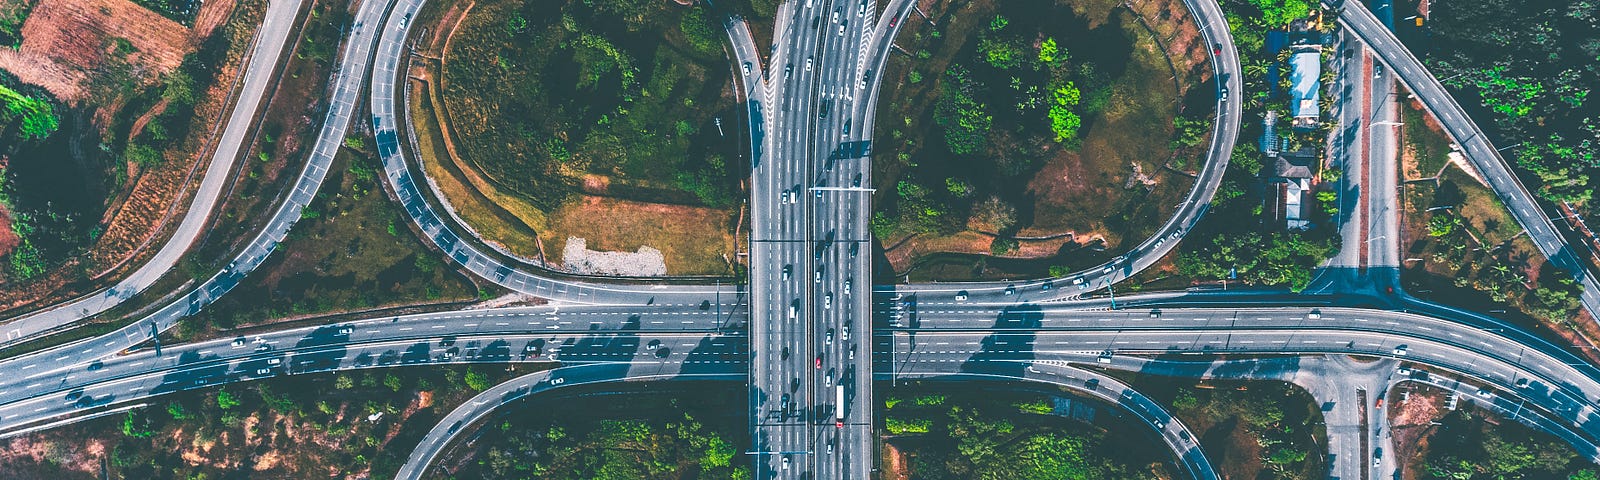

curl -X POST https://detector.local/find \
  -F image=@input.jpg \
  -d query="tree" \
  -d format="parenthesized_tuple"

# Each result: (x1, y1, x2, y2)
(934, 67, 992, 155)
(1038, 37, 1062, 65)
(465, 369, 491, 391)
(384, 373, 404, 392)
(1048, 82, 1082, 143)
(216, 390, 240, 410)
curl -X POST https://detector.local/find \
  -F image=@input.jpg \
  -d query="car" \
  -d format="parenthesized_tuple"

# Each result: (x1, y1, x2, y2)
(256, 368, 273, 376)
(849, 243, 859, 257)
(848, 346, 855, 360)
(824, 293, 834, 309)
(826, 369, 834, 385)
(1220, 86, 1228, 101)
(1041, 281, 1051, 291)
(789, 303, 798, 320)
(1397, 366, 1412, 376)
(839, 22, 846, 36)
(805, 56, 813, 72)
(783, 264, 792, 280)
(1516, 378, 1531, 388)
(889, 16, 898, 27)
(842, 120, 851, 137)
(1374, 63, 1384, 78)
(525, 344, 540, 355)
(338, 327, 353, 335)
(842, 325, 850, 341)
(827, 328, 834, 343)
(742, 62, 752, 76)
(852, 173, 862, 187)
(1478, 387, 1494, 398)
(833, 7, 841, 22)
(1307, 309, 1322, 320)
(232, 338, 246, 347)
(955, 290, 968, 301)
(1392, 345, 1408, 356)
(843, 278, 852, 293)
(1097, 354, 1112, 364)
(812, 15, 821, 29)
(784, 63, 793, 78)
(819, 99, 832, 118)
(1373, 449, 1382, 467)
(783, 457, 791, 470)
(858, 2, 865, 16)
(816, 356, 823, 368)
(827, 443, 834, 455)
(1004, 284, 1016, 295)
(255, 344, 271, 352)
(1072, 277, 1084, 285)
(1150, 309, 1161, 318)
(267, 358, 282, 365)
(1212, 42, 1222, 55)
(815, 267, 824, 282)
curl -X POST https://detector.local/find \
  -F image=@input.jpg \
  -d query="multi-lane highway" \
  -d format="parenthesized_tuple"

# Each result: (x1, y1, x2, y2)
(0, 0, 307, 348)
(746, 0, 879, 476)
(9, 303, 1600, 475)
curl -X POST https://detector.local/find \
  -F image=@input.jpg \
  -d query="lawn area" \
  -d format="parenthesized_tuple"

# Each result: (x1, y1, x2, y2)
(173, 147, 480, 341)
(423, 0, 742, 276)
(1400, 99, 1452, 181)
(428, 382, 749, 479)
(873, 0, 1210, 281)
(879, 383, 1175, 479)
(0, 365, 528, 478)
(1387, 383, 1597, 479)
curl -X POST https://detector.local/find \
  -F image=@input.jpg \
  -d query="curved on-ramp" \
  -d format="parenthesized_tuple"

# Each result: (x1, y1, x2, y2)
(393, 360, 1215, 480)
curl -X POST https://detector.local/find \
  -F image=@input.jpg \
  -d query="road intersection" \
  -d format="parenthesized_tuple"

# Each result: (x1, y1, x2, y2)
(3, 0, 1600, 477)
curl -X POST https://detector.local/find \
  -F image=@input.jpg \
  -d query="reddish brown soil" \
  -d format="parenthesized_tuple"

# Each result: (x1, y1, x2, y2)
(0, 0, 193, 100)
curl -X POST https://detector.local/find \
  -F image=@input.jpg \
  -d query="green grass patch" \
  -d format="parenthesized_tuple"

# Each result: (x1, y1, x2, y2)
(1401, 103, 1452, 179)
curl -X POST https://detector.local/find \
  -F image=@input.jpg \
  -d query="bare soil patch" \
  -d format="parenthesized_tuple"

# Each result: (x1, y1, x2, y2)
(1, 0, 194, 100)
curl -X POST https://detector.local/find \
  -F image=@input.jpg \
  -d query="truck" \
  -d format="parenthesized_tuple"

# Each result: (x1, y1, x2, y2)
(835, 385, 846, 426)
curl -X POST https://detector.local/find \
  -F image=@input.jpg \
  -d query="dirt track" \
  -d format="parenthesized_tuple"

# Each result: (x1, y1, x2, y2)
(0, 0, 194, 100)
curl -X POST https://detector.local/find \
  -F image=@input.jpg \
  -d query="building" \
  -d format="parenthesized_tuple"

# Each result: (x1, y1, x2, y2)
(1266, 153, 1315, 230)
(1289, 47, 1322, 128)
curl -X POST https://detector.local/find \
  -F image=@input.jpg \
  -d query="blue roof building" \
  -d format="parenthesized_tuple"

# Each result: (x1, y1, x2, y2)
(1289, 48, 1322, 127)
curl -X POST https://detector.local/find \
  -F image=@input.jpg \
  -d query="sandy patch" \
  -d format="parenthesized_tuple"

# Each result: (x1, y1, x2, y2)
(562, 236, 667, 276)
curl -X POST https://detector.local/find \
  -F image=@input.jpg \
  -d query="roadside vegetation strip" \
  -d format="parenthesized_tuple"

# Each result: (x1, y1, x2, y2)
(420, 0, 741, 276)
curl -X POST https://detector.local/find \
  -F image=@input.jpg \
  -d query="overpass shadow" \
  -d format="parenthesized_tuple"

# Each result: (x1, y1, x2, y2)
(952, 304, 1043, 379)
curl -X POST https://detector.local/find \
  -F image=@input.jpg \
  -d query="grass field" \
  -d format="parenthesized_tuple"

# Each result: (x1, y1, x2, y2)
(424, 0, 742, 276)
(873, 0, 1208, 281)
(1387, 384, 1596, 479)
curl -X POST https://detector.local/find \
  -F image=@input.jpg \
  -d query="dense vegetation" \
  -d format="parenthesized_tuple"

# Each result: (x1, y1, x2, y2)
(0, 366, 519, 479)
(0, 0, 30, 47)
(1423, 407, 1597, 479)
(882, 387, 1172, 479)
(442, 385, 748, 479)
(1420, 0, 1600, 207)
(131, 0, 202, 25)
(1175, 0, 1338, 292)
(0, 75, 61, 281)
(875, 8, 1105, 242)
(442, 0, 739, 214)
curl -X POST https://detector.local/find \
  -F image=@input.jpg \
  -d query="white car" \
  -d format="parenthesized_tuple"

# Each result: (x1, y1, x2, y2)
(806, 57, 813, 72)
(824, 293, 833, 309)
